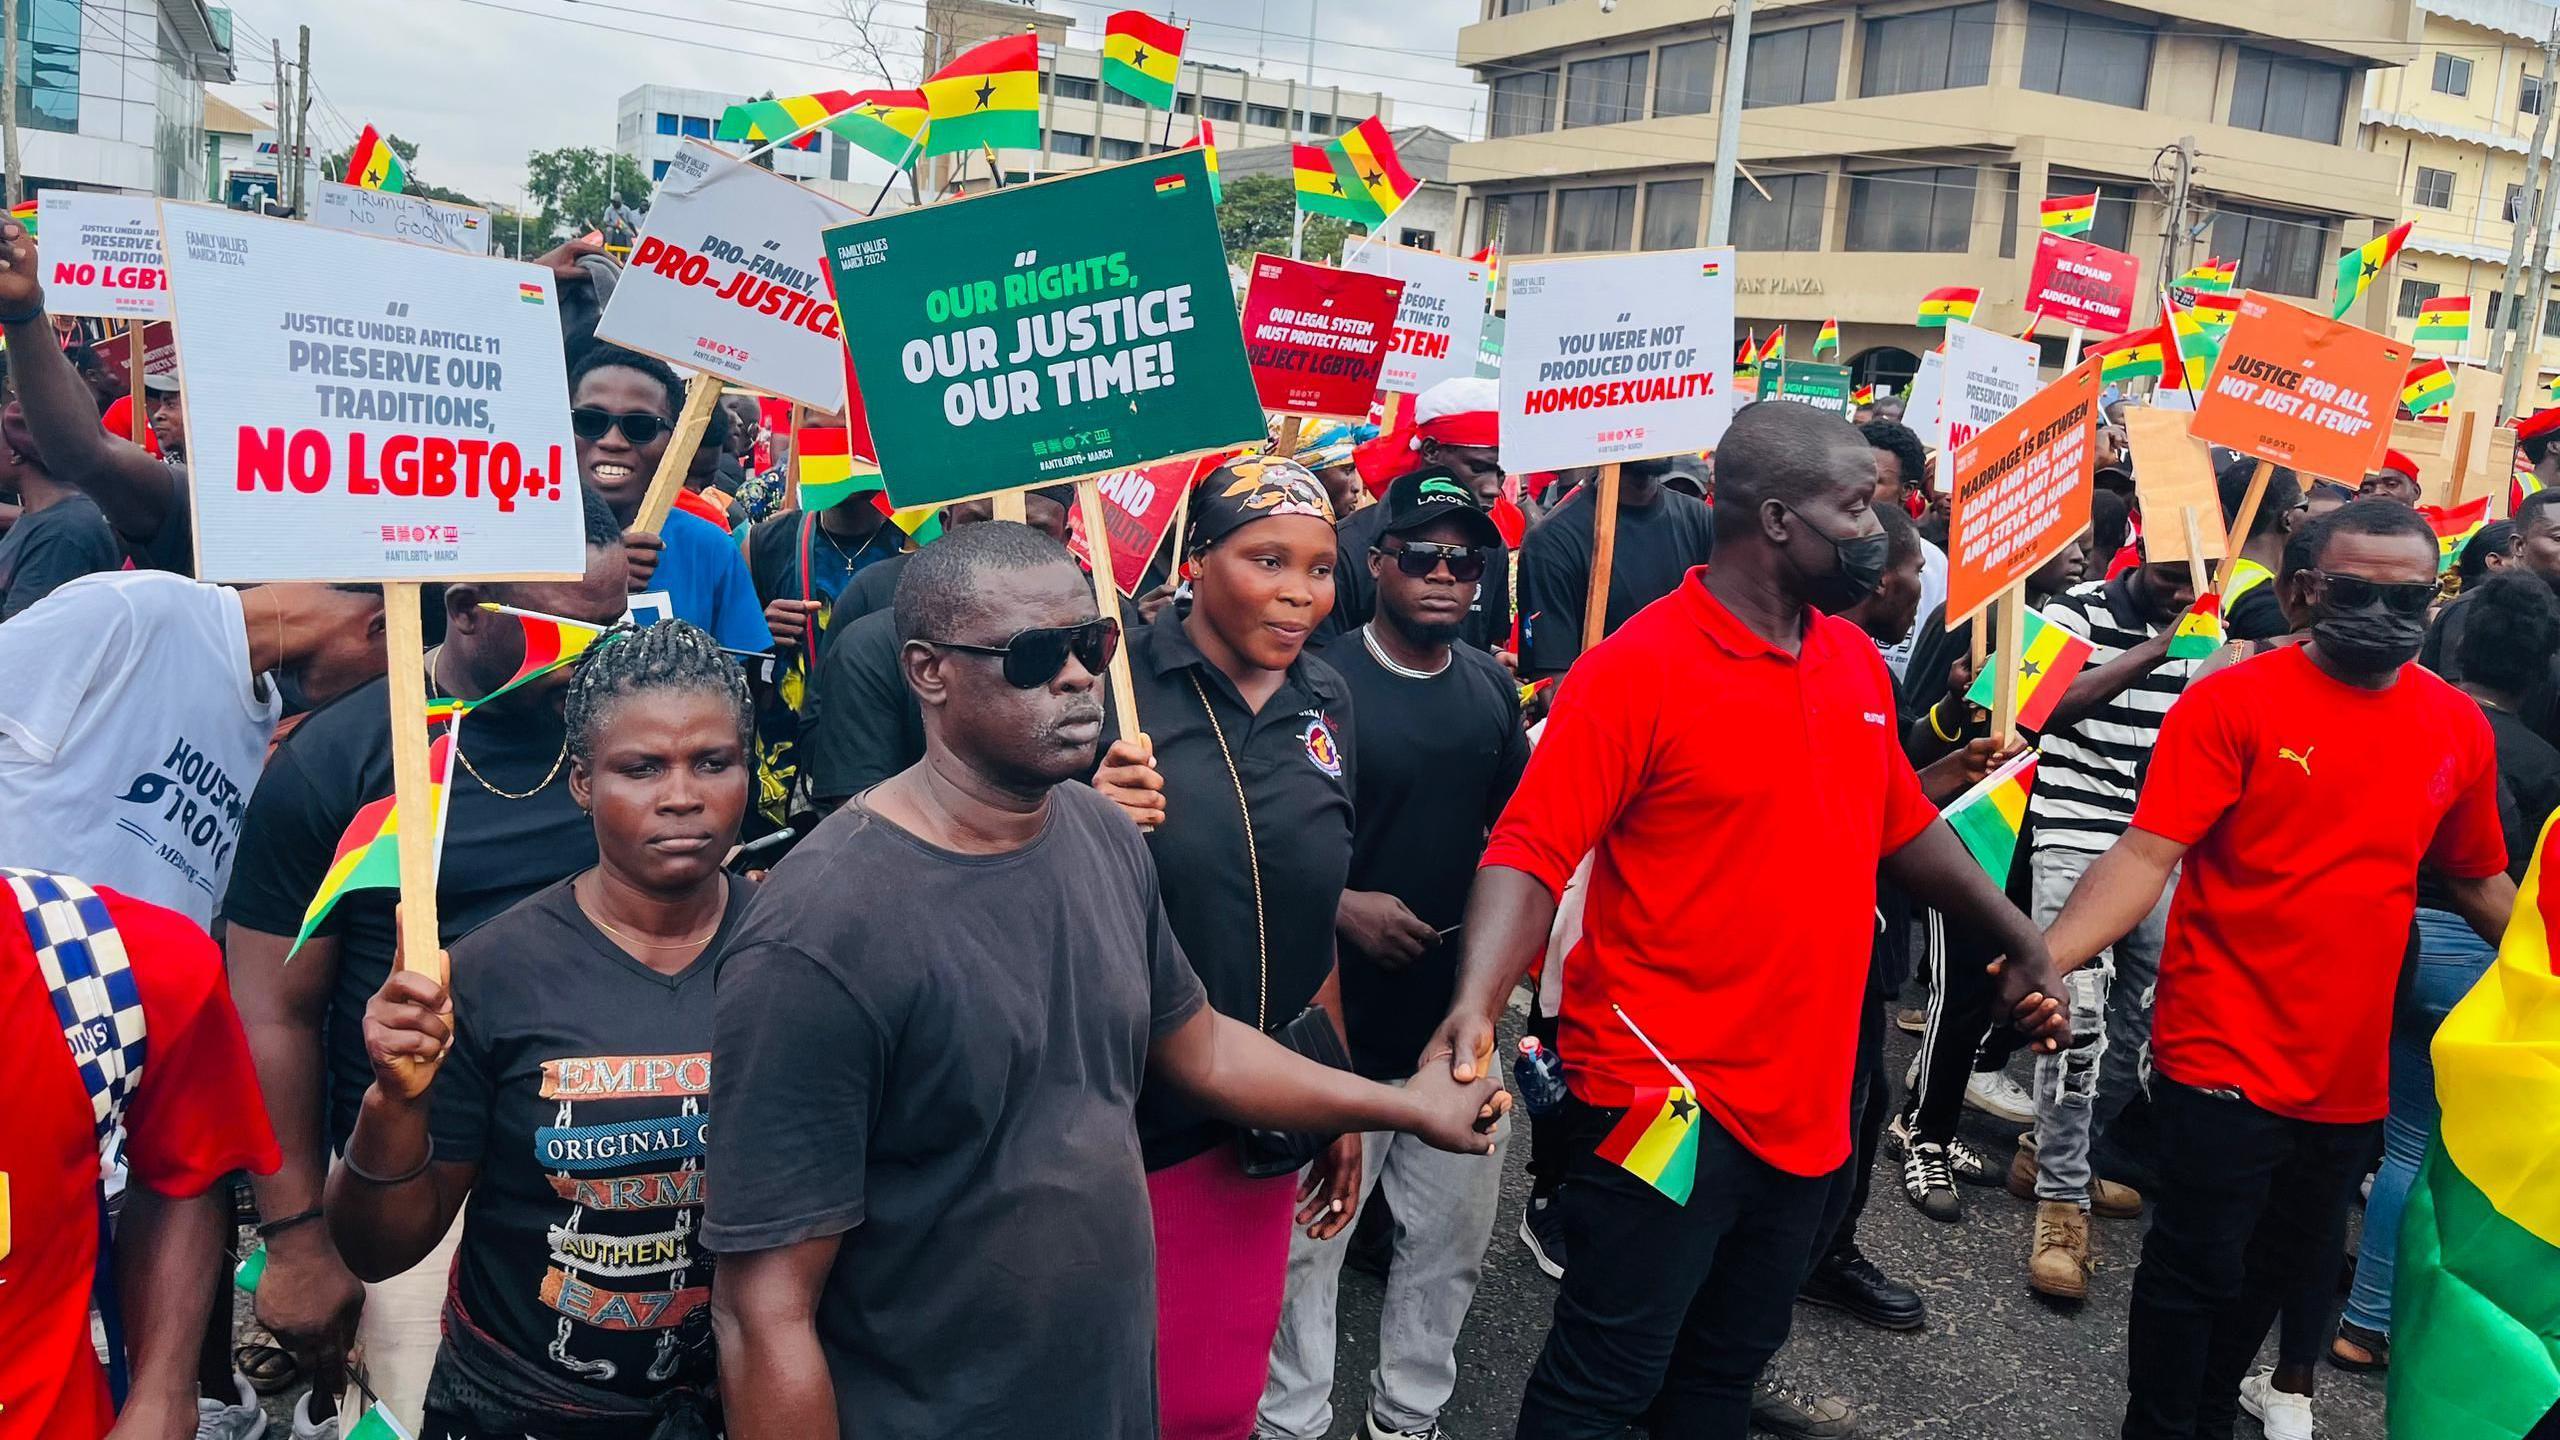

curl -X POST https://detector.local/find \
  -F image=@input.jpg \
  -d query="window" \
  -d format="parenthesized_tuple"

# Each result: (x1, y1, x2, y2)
(2414, 166, 2455, 209)
(652, 159, 671, 181)
(1642, 179, 1703, 249)
(1860, 4, 1994, 98)
(18, 0, 76, 135)
(2020, 4, 2152, 109)
(1846, 165, 1977, 253)
(1745, 23, 1842, 108)
(1401, 227, 1438, 250)
(2511, 183, 2528, 223)
(2490, 291, 2507, 330)
(1498, 0, 1564, 12)
(1099, 137, 1143, 160)
(1733, 172, 1827, 251)
(1489, 68, 1558, 136)
(1555, 185, 1637, 252)
(2527, 74, 2546, 116)
(1175, 93, 1196, 114)
(1203, 96, 1241, 122)
(2544, 296, 2560, 339)
(680, 115, 711, 139)
(2207, 202, 2333, 296)
(655, 112, 679, 136)
(2229, 48, 2349, 143)
(2397, 279, 2441, 318)
(1049, 131, 1094, 157)
(2045, 178, 2139, 254)
(1105, 86, 1145, 108)
(1656, 39, 1717, 118)
(1050, 73, 1097, 100)
(1484, 190, 1551, 253)
(2434, 52, 2472, 96)
(1564, 53, 1649, 127)
(1247, 103, 1288, 128)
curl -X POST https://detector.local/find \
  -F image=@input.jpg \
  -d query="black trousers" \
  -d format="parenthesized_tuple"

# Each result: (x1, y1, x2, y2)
(1817, 996, 1888, 1263)
(2122, 1079, 2377, 1440)
(1515, 1097, 1847, 1439)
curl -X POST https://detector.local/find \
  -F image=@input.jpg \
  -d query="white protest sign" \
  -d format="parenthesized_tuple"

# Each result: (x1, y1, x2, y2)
(159, 203, 586, 583)
(1344, 242, 1489, 396)
(1941, 320, 2040, 477)
(596, 139, 855, 410)
(37, 191, 169, 319)
(1905, 349, 1946, 469)
(1499, 247, 1735, 471)
(310, 181, 492, 256)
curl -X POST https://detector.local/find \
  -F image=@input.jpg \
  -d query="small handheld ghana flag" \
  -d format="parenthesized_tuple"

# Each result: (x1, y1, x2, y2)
(826, 90, 933, 169)
(344, 1401, 417, 1440)
(1293, 143, 1369, 222)
(2424, 496, 2492, 574)
(794, 425, 877, 512)
(2415, 295, 2473, 345)
(287, 731, 453, 959)
(2403, 357, 2456, 414)
(2165, 592, 2225, 660)
(1813, 317, 1840, 358)
(346, 124, 408, 194)
(875, 492, 943, 546)
(1917, 286, 1979, 328)
(1100, 10, 1185, 109)
(1324, 117, 1421, 228)
(1760, 325, 1787, 364)
(1184, 117, 1223, 204)
(1963, 609, 2096, 733)
(1943, 749, 2037, 886)
(1852, 383, 1877, 407)
(920, 32, 1039, 157)
(2333, 219, 2412, 320)
(2039, 191, 2097, 237)
(1596, 1087, 1702, 1204)
(476, 604, 608, 705)
(2089, 321, 2170, 383)
(7, 199, 34, 235)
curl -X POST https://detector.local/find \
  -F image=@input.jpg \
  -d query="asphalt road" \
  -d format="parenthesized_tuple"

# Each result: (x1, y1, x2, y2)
(1315, 1001, 2389, 1440)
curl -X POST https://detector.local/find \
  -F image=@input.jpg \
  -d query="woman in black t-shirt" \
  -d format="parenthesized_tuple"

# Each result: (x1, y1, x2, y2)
(325, 621, 755, 1440)
(1094, 458, 1359, 1440)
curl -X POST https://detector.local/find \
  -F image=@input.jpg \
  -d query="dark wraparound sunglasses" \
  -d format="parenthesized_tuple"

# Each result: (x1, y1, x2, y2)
(571, 408, 672, 446)
(2309, 570, 2437, 617)
(924, 618, 1122, 689)
(1380, 539, 1489, 583)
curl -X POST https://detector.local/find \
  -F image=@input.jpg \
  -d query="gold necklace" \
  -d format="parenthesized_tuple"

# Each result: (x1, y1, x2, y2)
(579, 897, 721, 949)
(453, 735, 569, 801)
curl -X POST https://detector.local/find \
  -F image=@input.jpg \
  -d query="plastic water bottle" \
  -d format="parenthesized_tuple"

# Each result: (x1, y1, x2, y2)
(1513, 1035, 1569, 1118)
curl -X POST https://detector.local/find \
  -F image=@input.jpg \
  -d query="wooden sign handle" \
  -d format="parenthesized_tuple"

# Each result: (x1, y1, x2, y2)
(1969, 611, 1988, 673)
(383, 582, 443, 985)
(631, 373, 726, 535)
(1989, 587, 2027, 747)
(2213, 459, 2273, 597)
(1582, 462, 1622, 654)
(992, 489, 1028, 524)
(1078, 479, 1144, 744)
(2179, 505, 2211, 601)
(126, 323, 148, 445)
(1273, 414, 1305, 458)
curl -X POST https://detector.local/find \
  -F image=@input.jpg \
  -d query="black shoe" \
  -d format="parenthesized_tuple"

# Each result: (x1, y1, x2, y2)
(1799, 1246, 1925, 1332)
(1519, 1195, 1566, 1279)
(1749, 1375, 1860, 1438)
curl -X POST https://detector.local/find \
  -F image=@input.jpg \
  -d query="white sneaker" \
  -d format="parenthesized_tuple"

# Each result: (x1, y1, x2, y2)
(290, 1392, 339, 1440)
(1363, 1415, 1442, 1440)
(1964, 1069, 2037, 1124)
(2238, 1369, 2315, 1440)
(195, 1374, 269, 1440)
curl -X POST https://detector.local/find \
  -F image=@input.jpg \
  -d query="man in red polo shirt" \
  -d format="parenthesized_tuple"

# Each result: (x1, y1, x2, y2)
(2042, 499, 2514, 1440)
(1427, 400, 2070, 1439)
(0, 879, 280, 1439)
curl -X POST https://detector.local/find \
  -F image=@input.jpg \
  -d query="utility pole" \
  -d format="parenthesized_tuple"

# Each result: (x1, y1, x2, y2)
(291, 26, 311, 215)
(2500, 16, 2560, 419)
(1704, 0, 1753, 245)
(3, 0, 23, 211)
(2152, 136, 2196, 304)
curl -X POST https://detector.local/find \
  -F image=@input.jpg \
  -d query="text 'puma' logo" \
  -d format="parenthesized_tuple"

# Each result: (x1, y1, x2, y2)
(2278, 745, 2314, 776)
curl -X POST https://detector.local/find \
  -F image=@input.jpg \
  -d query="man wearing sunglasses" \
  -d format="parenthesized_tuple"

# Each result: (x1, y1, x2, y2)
(2042, 499, 2516, 1440)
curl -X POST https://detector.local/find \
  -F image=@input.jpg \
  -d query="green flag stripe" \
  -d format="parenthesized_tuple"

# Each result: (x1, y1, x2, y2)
(1102, 58, 1176, 109)
(2388, 1139, 2560, 1439)
(1944, 801, 2018, 884)
(921, 109, 1038, 158)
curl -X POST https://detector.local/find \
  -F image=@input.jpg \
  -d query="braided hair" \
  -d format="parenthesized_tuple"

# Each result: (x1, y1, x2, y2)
(562, 619, 753, 764)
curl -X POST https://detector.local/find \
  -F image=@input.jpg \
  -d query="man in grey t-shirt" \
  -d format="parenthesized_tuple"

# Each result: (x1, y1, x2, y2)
(705, 524, 1504, 1440)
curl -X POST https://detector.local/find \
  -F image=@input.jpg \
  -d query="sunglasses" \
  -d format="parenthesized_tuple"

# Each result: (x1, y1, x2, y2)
(2309, 570, 2438, 617)
(924, 618, 1121, 689)
(570, 408, 672, 446)
(1381, 540, 1489, 583)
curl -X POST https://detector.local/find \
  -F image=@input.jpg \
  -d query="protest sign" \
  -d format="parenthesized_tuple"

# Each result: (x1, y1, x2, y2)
(2123, 406, 2226, 565)
(1943, 322, 2041, 462)
(1238, 253, 1404, 419)
(1946, 356, 2100, 628)
(309, 181, 492, 256)
(95, 320, 176, 388)
(822, 147, 1263, 508)
(1499, 246, 1736, 471)
(2190, 292, 2406, 482)
(1476, 315, 1504, 379)
(597, 138, 856, 410)
(1905, 348, 1946, 456)
(159, 203, 587, 584)
(2026, 233, 2139, 335)
(1343, 242, 1489, 395)
(1065, 453, 1214, 595)
(37, 191, 168, 319)
(1756, 359, 1855, 417)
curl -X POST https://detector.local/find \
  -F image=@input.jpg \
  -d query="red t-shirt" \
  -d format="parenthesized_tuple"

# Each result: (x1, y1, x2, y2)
(0, 888, 280, 1439)
(1481, 569, 1937, 1176)
(2131, 646, 2506, 1123)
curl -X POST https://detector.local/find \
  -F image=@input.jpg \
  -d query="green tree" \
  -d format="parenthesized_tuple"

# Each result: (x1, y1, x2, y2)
(524, 146, 654, 247)
(318, 132, 481, 209)
(1216, 173, 1357, 268)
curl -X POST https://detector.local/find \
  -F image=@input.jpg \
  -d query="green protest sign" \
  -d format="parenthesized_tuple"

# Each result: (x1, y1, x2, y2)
(1757, 359, 1856, 417)
(823, 149, 1265, 506)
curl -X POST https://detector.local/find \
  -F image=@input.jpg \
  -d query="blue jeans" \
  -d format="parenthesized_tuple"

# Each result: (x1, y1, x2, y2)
(2341, 908, 2498, 1335)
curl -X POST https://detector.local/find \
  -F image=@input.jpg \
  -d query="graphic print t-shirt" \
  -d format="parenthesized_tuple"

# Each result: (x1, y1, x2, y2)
(426, 874, 754, 1412)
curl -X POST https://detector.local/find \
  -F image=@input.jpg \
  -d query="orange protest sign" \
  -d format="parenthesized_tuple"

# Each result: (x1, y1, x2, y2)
(2189, 292, 2409, 483)
(1946, 356, 2101, 627)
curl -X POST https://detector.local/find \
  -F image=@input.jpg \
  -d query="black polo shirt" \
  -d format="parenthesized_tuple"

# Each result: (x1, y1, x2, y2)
(1312, 501, 1513, 655)
(1516, 483, 1716, 678)
(1109, 607, 1357, 1171)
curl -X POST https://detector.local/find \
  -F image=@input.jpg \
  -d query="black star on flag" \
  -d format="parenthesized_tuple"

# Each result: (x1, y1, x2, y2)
(1133, 45, 1149, 65)
(1329, 176, 1345, 195)
(974, 78, 996, 109)
(2362, 258, 2381, 282)
(1668, 1095, 1696, 1124)
(1364, 168, 1384, 189)
(2020, 657, 2042, 679)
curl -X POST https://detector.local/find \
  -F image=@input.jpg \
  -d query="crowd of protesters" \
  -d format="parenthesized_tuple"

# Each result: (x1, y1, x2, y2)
(3, 207, 2551, 1440)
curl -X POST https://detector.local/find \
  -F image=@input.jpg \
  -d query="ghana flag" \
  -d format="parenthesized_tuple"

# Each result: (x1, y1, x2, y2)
(2166, 592, 2226, 660)
(2039, 191, 2097, 237)
(1944, 749, 2037, 885)
(1295, 143, 1371, 222)
(715, 90, 849, 152)
(1184, 116, 1222, 204)
(1963, 609, 2095, 732)
(2404, 357, 2456, 414)
(921, 32, 1039, 157)
(286, 730, 453, 959)
(475, 604, 608, 705)
(1101, 10, 1185, 109)
(1760, 325, 1787, 364)
(830, 89, 932, 168)
(2334, 219, 2413, 320)
(2089, 320, 2170, 383)
(794, 425, 877, 512)
(1325, 117, 1421, 228)
(2416, 295, 2474, 345)
(1851, 383, 1878, 407)
(2388, 810, 2560, 1437)
(1814, 317, 1840, 359)
(875, 492, 944, 546)
(347, 124, 409, 194)
(1596, 1086, 1701, 1204)
(2424, 496, 2492, 574)
(1917, 286, 1979, 328)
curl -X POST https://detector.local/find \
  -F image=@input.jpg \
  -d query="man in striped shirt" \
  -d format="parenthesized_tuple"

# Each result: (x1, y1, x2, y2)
(2018, 558, 2204, 1298)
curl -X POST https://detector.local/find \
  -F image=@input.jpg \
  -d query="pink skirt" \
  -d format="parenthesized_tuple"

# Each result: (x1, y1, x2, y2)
(1148, 1144, 1299, 1440)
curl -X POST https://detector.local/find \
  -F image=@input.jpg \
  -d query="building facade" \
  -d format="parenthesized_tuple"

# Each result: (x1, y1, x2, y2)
(1452, 0, 2419, 387)
(615, 84, 831, 186)
(12, 0, 233, 199)
(2360, 0, 2560, 391)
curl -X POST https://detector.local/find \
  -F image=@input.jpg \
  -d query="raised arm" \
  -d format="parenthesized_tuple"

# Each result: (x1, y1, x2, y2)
(2042, 625, 2174, 733)
(0, 219, 184, 543)
(325, 965, 479, 1281)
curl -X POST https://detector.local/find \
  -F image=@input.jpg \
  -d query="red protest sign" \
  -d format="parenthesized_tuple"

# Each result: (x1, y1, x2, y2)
(1066, 453, 1217, 595)
(2189, 292, 2409, 482)
(1239, 253, 1404, 420)
(2026, 233, 2140, 335)
(95, 320, 176, 388)
(1946, 356, 2102, 626)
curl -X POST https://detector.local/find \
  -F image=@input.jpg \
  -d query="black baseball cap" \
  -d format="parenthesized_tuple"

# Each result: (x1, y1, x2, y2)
(1380, 466, 1502, 549)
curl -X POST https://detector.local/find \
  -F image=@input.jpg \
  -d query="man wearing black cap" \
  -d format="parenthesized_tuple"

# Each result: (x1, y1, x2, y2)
(1261, 467, 1530, 1440)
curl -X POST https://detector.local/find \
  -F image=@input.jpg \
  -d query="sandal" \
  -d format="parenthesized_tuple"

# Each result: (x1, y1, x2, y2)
(234, 1337, 304, 1396)
(2328, 1320, 2389, 1373)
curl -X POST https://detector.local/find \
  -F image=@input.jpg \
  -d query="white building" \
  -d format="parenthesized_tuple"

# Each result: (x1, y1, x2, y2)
(13, 0, 235, 198)
(615, 84, 832, 187)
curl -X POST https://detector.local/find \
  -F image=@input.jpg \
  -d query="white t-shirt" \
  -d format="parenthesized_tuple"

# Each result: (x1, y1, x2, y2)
(0, 572, 281, 926)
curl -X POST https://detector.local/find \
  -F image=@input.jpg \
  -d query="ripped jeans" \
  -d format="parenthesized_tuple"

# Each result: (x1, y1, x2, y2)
(2028, 845, 2172, 1206)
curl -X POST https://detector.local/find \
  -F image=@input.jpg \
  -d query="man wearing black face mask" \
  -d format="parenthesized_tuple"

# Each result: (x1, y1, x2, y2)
(1425, 401, 2070, 1439)
(2043, 499, 2516, 1440)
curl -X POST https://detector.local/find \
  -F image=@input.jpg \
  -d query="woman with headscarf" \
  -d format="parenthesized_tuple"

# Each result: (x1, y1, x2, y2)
(1093, 457, 1358, 1440)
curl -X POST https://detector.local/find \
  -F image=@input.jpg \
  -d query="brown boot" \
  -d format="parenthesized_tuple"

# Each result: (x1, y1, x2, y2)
(2011, 1134, 2144, 1218)
(2008, 1135, 2039, 1202)
(2029, 1200, 2091, 1301)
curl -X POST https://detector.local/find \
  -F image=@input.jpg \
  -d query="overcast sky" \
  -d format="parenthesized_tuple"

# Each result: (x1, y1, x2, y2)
(213, 0, 1483, 204)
